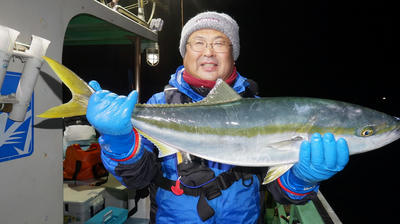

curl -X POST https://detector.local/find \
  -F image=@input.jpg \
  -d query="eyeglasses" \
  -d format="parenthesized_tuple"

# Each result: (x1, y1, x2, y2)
(187, 39, 232, 53)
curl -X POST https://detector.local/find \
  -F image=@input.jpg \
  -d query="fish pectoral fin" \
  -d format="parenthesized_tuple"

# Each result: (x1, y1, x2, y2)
(262, 136, 302, 184)
(267, 136, 305, 151)
(136, 129, 178, 157)
(262, 164, 294, 184)
(198, 79, 242, 105)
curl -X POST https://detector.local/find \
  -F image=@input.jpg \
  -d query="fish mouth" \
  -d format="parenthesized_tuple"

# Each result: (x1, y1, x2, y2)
(394, 116, 400, 130)
(391, 116, 400, 141)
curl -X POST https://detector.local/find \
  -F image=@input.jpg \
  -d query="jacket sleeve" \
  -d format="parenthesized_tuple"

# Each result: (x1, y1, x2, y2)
(265, 174, 318, 205)
(100, 92, 166, 189)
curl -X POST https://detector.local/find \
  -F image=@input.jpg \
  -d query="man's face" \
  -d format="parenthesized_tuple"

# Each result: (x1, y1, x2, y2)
(183, 29, 235, 81)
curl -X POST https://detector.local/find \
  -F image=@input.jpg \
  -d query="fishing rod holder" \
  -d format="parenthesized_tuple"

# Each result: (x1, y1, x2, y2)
(0, 25, 50, 122)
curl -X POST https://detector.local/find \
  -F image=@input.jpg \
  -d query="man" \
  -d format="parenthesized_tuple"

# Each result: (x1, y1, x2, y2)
(87, 12, 349, 223)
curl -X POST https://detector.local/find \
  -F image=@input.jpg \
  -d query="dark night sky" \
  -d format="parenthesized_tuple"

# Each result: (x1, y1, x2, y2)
(63, 0, 399, 223)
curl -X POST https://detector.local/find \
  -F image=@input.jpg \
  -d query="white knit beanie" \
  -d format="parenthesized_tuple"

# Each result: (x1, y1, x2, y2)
(179, 11, 240, 61)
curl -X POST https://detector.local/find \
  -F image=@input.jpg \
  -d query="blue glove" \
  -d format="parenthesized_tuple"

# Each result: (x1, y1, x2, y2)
(278, 133, 349, 199)
(87, 80, 138, 155)
(292, 133, 349, 185)
(87, 80, 138, 135)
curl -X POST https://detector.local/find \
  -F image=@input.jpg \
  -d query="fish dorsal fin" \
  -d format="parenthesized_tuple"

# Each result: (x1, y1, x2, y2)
(134, 79, 242, 109)
(198, 79, 242, 105)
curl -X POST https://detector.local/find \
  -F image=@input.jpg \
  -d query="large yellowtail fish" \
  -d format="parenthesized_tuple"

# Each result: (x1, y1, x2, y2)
(39, 57, 400, 183)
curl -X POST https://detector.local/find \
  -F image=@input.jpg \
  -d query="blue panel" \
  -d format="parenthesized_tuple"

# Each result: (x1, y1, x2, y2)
(0, 71, 34, 163)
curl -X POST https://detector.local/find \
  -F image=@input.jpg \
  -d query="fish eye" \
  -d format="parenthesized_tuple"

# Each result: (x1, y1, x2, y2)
(358, 126, 375, 137)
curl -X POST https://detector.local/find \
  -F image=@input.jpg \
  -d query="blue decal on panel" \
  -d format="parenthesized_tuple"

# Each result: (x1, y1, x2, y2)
(0, 71, 34, 163)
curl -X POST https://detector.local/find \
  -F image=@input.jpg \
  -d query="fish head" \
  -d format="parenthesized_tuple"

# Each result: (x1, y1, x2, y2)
(344, 111, 400, 155)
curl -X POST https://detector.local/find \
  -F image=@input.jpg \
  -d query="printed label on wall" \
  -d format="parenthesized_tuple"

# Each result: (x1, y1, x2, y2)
(0, 71, 34, 163)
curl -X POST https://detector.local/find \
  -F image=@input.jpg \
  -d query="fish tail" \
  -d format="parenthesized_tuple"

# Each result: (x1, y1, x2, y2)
(37, 56, 94, 118)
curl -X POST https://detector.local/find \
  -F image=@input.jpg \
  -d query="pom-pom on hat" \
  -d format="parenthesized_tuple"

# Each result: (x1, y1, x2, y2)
(179, 11, 240, 61)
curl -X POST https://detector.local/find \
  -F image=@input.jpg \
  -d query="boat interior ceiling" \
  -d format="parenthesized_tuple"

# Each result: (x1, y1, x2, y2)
(64, 14, 154, 46)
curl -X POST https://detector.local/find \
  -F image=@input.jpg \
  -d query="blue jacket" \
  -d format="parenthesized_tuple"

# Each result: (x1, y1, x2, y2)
(100, 66, 316, 223)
